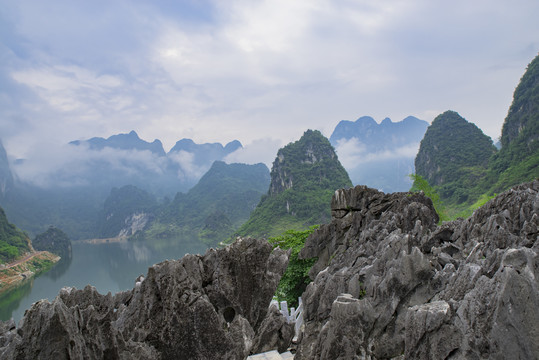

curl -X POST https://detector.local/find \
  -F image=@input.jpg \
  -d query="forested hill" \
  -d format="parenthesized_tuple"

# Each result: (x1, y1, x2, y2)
(236, 129, 352, 238)
(415, 110, 497, 202)
(488, 53, 539, 193)
(0, 207, 31, 263)
(414, 53, 539, 216)
(133, 161, 270, 246)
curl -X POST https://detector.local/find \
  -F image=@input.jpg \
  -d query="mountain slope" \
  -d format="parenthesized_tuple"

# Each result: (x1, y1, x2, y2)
(236, 130, 352, 238)
(98, 185, 158, 238)
(137, 161, 270, 246)
(413, 54, 538, 216)
(415, 110, 497, 203)
(487, 53, 539, 192)
(0, 207, 31, 263)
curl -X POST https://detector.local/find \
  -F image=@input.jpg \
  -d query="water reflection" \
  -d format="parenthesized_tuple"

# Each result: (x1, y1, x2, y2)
(0, 238, 207, 322)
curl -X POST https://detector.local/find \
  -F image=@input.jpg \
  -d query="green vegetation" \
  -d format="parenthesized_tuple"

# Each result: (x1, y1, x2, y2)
(414, 55, 538, 217)
(32, 226, 72, 259)
(236, 130, 352, 238)
(269, 226, 318, 307)
(415, 110, 497, 204)
(0, 207, 31, 263)
(409, 174, 447, 222)
(135, 161, 270, 246)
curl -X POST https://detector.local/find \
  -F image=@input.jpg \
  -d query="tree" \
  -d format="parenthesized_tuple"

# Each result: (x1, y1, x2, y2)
(269, 226, 318, 307)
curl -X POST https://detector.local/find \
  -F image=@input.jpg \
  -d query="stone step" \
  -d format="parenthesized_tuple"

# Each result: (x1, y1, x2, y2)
(247, 350, 294, 360)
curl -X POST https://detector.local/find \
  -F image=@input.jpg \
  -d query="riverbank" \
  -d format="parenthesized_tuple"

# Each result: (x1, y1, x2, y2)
(0, 252, 60, 294)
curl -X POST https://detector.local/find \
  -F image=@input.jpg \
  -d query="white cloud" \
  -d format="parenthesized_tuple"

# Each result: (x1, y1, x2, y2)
(1, 0, 538, 162)
(224, 138, 283, 168)
(168, 150, 208, 180)
(11, 142, 169, 188)
(335, 137, 421, 169)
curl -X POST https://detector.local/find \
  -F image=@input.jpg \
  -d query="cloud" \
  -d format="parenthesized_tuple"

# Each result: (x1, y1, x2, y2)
(224, 138, 283, 168)
(335, 137, 421, 169)
(168, 150, 208, 180)
(11, 141, 171, 188)
(1, 0, 538, 163)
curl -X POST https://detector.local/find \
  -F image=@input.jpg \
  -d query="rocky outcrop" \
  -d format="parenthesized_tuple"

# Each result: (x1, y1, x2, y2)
(296, 180, 538, 359)
(0, 238, 290, 359)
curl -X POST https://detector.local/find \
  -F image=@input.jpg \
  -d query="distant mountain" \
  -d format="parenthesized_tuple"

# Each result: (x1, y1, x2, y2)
(236, 130, 352, 238)
(70, 130, 166, 156)
(330, 116, 429, 192)
(415, 110, 497, 202)
(135, 161, 270, 246)
(67, 131, 243, 196)
(98, 185, 158, 238)
(169, 138, 242, 166)
(1, 131, 244, 240)
(0, 206, 31, 263)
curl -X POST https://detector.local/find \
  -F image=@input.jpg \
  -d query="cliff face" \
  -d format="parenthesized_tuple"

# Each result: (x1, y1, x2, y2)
(0, 238, 290, 359)
(501, 53, 539, 148)
(268, 129, 348, 196)
(296, 180, 538, 359)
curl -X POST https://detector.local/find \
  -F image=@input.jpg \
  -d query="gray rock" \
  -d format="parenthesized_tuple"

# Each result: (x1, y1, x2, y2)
(250, 305, 295, 354)
(0, 237, 289, 360)
(296, 180, 539, 359)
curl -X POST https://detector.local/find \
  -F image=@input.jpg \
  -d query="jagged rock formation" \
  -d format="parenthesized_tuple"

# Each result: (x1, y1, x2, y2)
(296, 180, 538, 359)
(0, 238, 290, 359)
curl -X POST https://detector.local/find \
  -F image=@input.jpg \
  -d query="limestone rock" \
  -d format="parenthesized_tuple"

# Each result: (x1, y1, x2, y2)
(296, 180, 539, 359)
(0, 237, 289, 359)
(250, 305, 295, 354)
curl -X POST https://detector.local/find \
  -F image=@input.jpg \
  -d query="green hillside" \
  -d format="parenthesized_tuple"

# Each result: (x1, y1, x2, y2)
(485, 54, 539, 193)
(136, 161, 270, 246)
(414, 54, 539, 218)
(415, 110, 497, 204)
(236, 130, 352, 238)
(0, 207, 31, 263)
(32, 227, 72, 259)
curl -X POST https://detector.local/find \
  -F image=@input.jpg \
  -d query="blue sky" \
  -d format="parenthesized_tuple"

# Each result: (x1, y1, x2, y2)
(1, 0, 538, 165)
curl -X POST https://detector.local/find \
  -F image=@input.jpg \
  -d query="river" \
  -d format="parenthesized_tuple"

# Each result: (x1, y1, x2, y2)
(0, 238, 208, 322)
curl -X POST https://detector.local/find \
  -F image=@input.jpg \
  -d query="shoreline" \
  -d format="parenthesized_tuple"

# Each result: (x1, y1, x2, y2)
(0, 251, 60, 295)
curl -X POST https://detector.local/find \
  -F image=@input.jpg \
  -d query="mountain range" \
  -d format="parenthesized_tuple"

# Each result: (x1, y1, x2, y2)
(0, 133, 246, 240)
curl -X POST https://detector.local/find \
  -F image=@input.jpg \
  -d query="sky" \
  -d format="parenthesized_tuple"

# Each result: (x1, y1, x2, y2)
(1, 0, 538, 168)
